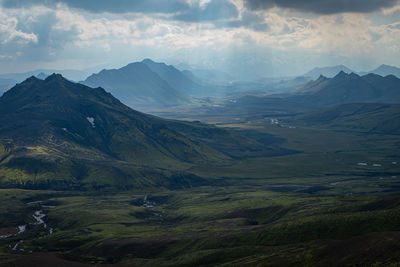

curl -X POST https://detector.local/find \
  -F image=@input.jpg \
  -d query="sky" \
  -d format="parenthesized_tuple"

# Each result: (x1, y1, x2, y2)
(0, 0, 400, 78)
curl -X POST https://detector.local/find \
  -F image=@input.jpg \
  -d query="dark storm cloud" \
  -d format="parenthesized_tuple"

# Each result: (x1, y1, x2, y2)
(2, 0, 239, 22)
(1, 0, 189, 14)
(243, 0, 399, 14)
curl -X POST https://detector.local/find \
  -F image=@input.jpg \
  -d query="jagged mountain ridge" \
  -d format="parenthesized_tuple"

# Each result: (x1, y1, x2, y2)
(294, 71, 400, 106)
(304, 65, 354, 79)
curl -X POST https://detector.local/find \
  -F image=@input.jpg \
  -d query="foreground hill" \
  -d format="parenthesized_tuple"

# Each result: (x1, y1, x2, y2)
(82, 62, 191, 110)
(0, 74, 286, 190)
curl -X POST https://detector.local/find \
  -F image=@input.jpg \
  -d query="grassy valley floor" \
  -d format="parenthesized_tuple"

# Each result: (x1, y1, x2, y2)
(1, 119, 400, 266)
(2, 183, 400, 266)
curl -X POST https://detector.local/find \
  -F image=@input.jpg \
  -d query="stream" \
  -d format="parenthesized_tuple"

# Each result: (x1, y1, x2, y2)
(1, 201, 55, 252)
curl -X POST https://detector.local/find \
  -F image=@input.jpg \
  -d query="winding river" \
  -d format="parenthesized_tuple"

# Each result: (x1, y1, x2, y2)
(1, 201, 55, 252)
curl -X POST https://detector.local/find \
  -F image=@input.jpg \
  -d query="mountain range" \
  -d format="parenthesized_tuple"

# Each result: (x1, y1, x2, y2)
(303, 64, 400, 80)
(294, 71, 400, 106)
(304, 65, 354, 79)
(206, 71, 400, 121)
(82, 61, 193, 110)
(0, 74, 286, 190)
(82, 59, 228, 110)
(0, 67, 100, 83)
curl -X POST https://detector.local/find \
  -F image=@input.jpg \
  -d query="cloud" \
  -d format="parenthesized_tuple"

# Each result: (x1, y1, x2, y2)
(382, 3, 400, 14)
(173, 0, 238, 22)
(221, 11, 268, 31)
(1, 0, 240, 23)
(0, 0, 399, 76)
(243, 0, 400, 14)
(0, 8, 38, 44)
(1, 0, 189, 14)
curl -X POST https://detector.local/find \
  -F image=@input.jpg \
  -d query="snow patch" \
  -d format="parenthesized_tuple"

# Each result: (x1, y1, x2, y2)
(86, 117, 95, 128)
(17, 225, 26, 235)
(12, 240, 23, 251)
(0, 234, 12, 239)
(270, 118, 279, 125)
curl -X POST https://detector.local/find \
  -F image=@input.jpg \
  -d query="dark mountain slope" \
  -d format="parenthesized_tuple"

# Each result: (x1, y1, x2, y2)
(0, 75, 286, 190)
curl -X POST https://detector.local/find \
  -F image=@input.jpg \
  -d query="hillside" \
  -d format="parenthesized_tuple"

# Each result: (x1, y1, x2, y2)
(0, 74, 287, 190)
(82, 62, 192, 110)
(286, 103, 400, 134)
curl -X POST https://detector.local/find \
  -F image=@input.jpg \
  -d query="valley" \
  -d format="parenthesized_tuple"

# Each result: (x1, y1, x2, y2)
(1, 98, 400, 265)
(1, 0, 400, 265)
(0, 60, 399, 266)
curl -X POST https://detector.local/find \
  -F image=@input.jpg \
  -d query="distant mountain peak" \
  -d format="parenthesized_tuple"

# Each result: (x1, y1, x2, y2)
(375, 64, 398, 71)
(124, 62, 143, 68)
(334, 70, 348, 78)
(304, 65, 354, 79)
(36, 72, 49, 80)
(45, 73, 64, 82)
(25, 75, 40, 82)
(332, 71, 360, 80)
(367, 64, 400, 78)
(141, 58, 155, 64)
(82, 60, 191, 109)
(142, 58, 171, 68)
